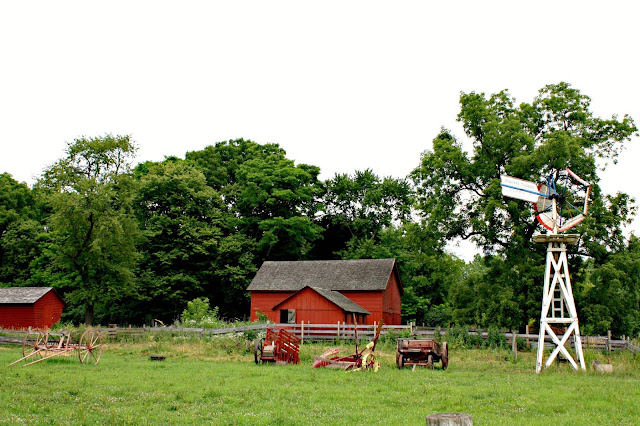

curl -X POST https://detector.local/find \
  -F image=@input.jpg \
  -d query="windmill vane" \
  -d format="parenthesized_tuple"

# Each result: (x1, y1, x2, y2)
(500, 167, 592, 234)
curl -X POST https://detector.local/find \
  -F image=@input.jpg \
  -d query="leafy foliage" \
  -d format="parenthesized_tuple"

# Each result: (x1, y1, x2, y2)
(180, 297, 222, 329)
(0, 84, 638, 336)
(412, 82, 638, 331)
(37, 135, 139, 325)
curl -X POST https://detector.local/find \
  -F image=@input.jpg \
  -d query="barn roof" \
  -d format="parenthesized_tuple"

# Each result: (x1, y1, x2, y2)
(273, 286, 370, 315)
(0, 287, 65, 305)
(247, 258, 401, 293)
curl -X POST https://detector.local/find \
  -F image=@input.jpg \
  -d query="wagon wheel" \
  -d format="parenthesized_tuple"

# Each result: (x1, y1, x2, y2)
(78, 330, 102, 365)
(441, 342, 449, 370)
(427, 354, 434, 369)
(396, 352, 404, 369)
(23, 330, 47, 359)
(254, 338, 264, 364)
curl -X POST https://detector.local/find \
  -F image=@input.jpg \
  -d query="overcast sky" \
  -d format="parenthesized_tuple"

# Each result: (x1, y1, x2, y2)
(1, 1, 638, 257)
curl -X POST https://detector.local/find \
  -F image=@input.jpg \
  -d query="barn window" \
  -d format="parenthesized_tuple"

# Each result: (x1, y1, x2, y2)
(280, 309, 296, 324)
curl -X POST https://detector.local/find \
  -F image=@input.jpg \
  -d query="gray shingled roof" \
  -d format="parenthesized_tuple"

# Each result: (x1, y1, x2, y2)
(246, 258, 399, 292)
(0, 287, 57, 304)
(308, 287, 370, 314)
(273, 286, 370, 314)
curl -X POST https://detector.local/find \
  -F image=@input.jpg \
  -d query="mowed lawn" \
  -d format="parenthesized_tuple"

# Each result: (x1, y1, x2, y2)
(1, 340, 639, 425)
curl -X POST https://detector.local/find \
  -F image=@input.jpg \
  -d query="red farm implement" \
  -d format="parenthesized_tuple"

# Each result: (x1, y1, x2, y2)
(396, 338, 448, 370)
(312, 320, 383, 372)
(9, 329, 102, 367)
(254, 327, 300, 365)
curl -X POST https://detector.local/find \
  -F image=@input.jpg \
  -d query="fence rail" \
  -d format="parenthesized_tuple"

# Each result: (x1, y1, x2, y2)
(1, 323, 636, 352)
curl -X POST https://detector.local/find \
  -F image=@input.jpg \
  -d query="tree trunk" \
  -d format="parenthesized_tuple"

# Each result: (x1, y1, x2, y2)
(84, 304, 94, 326)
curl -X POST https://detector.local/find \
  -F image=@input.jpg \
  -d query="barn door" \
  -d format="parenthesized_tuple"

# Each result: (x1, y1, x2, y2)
(280, 309, 296, 324)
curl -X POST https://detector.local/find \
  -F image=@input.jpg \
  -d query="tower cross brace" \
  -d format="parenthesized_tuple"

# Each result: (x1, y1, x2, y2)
(534, 234, 585, 373)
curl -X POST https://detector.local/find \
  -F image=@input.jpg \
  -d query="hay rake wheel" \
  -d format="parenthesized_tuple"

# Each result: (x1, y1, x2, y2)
(78, 330, 102, 365)
(22, 330, 47, 360)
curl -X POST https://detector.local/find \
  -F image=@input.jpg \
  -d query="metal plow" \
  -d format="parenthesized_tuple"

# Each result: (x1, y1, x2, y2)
(9, 329, 102, 367)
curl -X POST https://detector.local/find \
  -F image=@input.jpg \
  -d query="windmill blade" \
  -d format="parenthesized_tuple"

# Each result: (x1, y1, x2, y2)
(558, 214, 585, 232)
(536, 211, 556, 232)
(501, 175, 545, 202)
(566, 167, 589, 187)
(533, 184, 553, 213)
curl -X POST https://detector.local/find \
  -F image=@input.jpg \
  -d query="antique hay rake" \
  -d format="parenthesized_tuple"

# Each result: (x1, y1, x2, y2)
(9, 329, 102, 366)
(312, 320, 384, 372)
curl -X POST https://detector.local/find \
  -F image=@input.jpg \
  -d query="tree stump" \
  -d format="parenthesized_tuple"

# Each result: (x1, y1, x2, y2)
(426, 413, 473, 425)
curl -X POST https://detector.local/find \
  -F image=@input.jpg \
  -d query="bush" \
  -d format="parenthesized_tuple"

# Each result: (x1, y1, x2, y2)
(180, 298, 223, 329)
(486, 327, 507, 349)
(466, 332, 484, 348)
(447, 326, 469, 349)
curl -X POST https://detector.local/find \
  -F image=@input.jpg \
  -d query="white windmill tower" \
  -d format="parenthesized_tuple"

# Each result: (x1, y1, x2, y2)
(501, 168, 591, 373)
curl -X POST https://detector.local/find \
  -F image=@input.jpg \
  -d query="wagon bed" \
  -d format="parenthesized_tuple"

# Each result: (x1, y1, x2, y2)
(254, 328, 300, 365)
(396, 338, 448, 370)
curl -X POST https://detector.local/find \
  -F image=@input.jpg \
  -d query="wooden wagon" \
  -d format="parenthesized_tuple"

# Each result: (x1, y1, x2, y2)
(396, 339, 448, 370)
(254, 328, 300, 365)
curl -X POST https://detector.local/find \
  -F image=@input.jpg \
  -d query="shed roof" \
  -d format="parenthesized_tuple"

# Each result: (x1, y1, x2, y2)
(0, 287, 65, 305)
(273, 286, 370, 315)
(247, 258, 400, 293)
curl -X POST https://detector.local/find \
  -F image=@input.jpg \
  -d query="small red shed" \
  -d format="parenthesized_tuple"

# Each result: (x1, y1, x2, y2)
(0, 287, 66, 329)
(247, 258, 403, 325)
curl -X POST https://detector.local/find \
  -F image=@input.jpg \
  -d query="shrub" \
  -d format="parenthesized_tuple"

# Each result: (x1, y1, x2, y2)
(180, 298, 223, 329)
(447, 325, 469, 349)
(486, 327, 507, 349)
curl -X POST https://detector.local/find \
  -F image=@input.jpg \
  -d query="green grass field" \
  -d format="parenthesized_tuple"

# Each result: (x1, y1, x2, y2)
(1, 338, 639, 425)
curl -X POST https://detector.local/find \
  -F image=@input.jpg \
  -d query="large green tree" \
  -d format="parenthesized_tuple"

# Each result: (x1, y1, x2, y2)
(38, 135, 139, 325)
(133, 159, 256, 322)
(0, 173, 42, 285)
(412, 83, 638, 330)
(315, 169, 413, 259)
(186, 139, 323, 262)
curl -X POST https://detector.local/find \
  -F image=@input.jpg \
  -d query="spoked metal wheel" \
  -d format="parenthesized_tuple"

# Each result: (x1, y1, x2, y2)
(78, 330, 102, 365)
(363, 353, 379, 372)
(254, 338, 264, 364)
(23, 330, 47, 359)
(427, 354, 434, 369)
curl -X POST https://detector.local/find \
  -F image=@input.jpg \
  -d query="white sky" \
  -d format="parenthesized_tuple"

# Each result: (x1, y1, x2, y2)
(1, 1, 638, 258)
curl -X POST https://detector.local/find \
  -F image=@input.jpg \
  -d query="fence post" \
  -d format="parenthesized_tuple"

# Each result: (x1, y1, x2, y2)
(512, 329, 517, 361)
(607, 330, 612, 353)
(525, 325, 529, 347)
(337, 321, 340, 340)
(301, 321, 304, 345)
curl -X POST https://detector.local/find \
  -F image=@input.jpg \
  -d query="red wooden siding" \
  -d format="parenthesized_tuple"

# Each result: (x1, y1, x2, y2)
(34, 292, 65, 328)
(0, 291, 64, 329)
(248, 260, 404, 325)
(341, 292, 382, 325)
(275, 287, 345, 324)
(250, 292, 293, 322)
(382, 272, 402, 325)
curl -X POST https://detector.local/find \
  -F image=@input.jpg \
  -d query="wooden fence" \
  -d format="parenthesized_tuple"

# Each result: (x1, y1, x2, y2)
(1, 324, 637, 353)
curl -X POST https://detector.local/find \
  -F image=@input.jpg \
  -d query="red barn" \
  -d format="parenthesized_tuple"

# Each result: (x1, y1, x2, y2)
(247, 259, 403, 325)
(0, 287, 66, 329)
